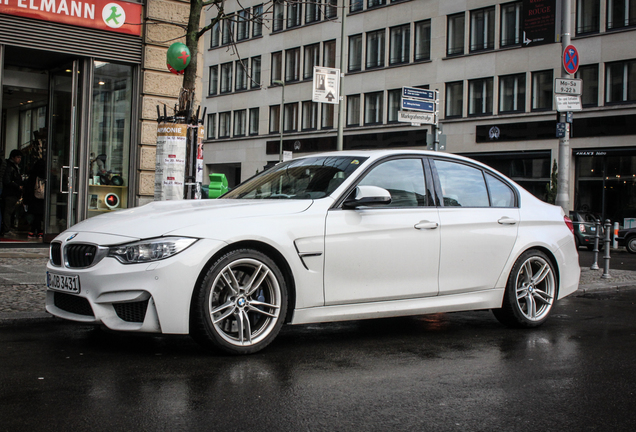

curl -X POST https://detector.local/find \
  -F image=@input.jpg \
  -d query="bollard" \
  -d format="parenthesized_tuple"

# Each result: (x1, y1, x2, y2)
(591, 219, 600, 270)
(613, 222, 619, 249)
(602, 219, 611, 279)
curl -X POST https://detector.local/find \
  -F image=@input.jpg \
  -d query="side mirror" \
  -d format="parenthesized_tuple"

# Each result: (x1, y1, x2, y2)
(343, 185, 392, 209)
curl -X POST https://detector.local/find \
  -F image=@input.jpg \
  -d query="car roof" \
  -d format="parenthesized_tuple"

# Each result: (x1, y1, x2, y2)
(305, 149, 482, 165)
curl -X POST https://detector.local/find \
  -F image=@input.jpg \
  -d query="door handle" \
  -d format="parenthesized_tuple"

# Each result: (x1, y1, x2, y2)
(60, 166, 69, 194)
(498, 217, 517, 225)
(415, 220, 439, 230)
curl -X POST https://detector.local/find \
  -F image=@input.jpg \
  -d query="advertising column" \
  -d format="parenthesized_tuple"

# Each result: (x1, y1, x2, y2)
(154, 123, 187, 200)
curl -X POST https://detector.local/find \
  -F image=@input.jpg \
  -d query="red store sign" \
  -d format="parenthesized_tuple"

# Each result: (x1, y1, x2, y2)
(0, 0, 142, 36)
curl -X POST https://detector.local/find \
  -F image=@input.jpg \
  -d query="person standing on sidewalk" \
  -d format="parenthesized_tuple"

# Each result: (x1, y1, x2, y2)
(0, 156, 7, 232)
(23, 158, 46, 238)
(2, 149, 24, 236)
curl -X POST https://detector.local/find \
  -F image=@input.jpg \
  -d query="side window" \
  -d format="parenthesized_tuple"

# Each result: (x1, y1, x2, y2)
(358, 159, 427, 207)
(434, 160, 489, 207)
(485, 173, 515, 207)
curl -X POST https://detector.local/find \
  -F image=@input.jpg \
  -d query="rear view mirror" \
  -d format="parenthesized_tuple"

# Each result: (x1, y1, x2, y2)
(343, 185, 392, 209)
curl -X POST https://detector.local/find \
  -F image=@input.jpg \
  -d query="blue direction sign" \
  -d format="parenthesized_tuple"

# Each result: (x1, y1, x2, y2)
(401, 98, 435, 113)
(402, 87, 436, 100)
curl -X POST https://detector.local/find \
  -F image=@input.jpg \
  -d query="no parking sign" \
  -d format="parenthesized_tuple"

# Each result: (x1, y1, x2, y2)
(563, 45, 580, 75)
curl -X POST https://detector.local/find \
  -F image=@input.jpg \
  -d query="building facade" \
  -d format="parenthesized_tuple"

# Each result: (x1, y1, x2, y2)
(203, 0, 636, 224)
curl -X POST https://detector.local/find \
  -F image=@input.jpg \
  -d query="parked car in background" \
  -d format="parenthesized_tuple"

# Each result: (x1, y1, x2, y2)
(569, 211, 603, 250)
(616, 227, 636, 253)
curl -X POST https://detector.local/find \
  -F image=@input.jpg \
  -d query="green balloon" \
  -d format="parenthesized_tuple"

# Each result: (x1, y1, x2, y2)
(167, 42, 191, 71)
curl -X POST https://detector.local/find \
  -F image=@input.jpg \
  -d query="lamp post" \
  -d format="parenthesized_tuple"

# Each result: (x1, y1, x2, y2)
(272, 80, 285, 162)
(336, 0, 348, 151)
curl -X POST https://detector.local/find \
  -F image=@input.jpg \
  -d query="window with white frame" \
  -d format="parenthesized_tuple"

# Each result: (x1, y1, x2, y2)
(304, 44, 320, 80)
(220, 62, 232, 93)
(251, 56, 261, 89)
(349, 34, 362, 72)
(252, 4, 263, 37)
(366, 29, 385, 69)
(364, 92, 383, 124)
(390, 24, 410, 65)
(273, 0, 284, 32)
(306, 0, 320, 23)
(285, 48, 300, 82)
(347, 94, 361, 126)
(322, 103, 334, 129)
(284, 102, 299, 131)
(500, 1, 522, 47)
(235, 60, 248, 91)
(576, 64, 599, 106)
(576, 0, 600, 34)
(447, 13, 465, 56)
(469, 78, 493, 115)
(499, 73, 526, 113)
(324, 40, 336, 67)
(269, 105, 280, 133)
(470, 7, 495, 52)
(249, 108, 259, 135)
(605, 60, 636, 103)
(446, 81, 463, 117)
(414, 20, 431, 61)
(222, 14, 234, 45)
(532, 70, 553, 110)
(209, 65, 218, 96)
(302, 101, 319, 130)
(607, 0, 636, 30)
(387, 89, 401, 122)
(219, 111, 231, 138)
(350, 0, 363, 12)
(207, 113, 216, 139)
(287, 1, 301, 28)
(210, 21, 220, 48)
(234, 110, 247, 136)
(325, 0, 337, 18)
(237, 10, 249, 41)
(271, 51, 282, 84)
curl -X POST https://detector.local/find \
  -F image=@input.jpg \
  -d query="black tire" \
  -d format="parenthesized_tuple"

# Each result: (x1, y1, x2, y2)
(574, 236, 580, 249)
(492, 250, 556, 328)
(626, 237, 636, 254)
(190, 249, 288, 354)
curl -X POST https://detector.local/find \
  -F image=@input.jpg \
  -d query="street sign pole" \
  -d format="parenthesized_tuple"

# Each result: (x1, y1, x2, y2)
(336, 0, 347, 152)
(556, 0, 572, 213)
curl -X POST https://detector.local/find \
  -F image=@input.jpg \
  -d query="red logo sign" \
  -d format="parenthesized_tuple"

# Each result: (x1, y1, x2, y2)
(563, 45, 580, 75)
(0, 0, 142, 36)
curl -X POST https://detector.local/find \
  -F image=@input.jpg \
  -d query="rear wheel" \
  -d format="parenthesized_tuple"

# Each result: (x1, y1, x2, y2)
(492, 250, 556, 328)
(191, 249, 288, 354)
(626, 237, 636, 254)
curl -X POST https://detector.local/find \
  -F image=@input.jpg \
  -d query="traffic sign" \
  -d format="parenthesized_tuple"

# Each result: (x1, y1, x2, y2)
(312, 66, 340, 104)
(401, 98, 435, 113)
(563, 45, 580, 75)
(554, 78, 582, 95)
(556, 122, 567, 138)
(555, 95, 582, 112)
(398, 111, 436, 125)
(402, 87, 436, 101)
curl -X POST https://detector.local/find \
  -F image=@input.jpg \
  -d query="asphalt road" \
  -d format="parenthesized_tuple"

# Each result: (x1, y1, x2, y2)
(1, 289, 635, 431)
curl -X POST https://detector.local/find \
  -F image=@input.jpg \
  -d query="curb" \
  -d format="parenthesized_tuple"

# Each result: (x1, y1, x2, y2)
(0, 311, 56, 325)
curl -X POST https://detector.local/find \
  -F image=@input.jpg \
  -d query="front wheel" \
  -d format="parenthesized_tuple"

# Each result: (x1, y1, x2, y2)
(190, 249, 288, 354)
(492, 250, 556, 328)
(626, 237, 636, 254)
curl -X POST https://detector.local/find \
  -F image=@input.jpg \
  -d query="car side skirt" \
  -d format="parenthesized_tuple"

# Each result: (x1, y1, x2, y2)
(291, 289, 505, 325)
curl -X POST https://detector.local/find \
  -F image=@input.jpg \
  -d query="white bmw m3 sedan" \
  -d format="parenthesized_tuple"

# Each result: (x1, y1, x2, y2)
(46, 150, 580, 354)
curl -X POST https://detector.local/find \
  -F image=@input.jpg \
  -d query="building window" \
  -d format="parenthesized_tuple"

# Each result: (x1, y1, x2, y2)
(414, 20, 431, 61)
(209, 65, 218, 96)
(273, 0, 284, 32)
(366, 30, 385, 69)
(251, 56, 261, 89)
(207, 113, 216, 139)
(222, 13, 234, 45)
(287, 1, 301, 28)
(237, 10, 249, 41)
(387, 89, 401, 122)
(252, 4, 263, 37)
(447, 13, 465, 56)
(350, 0, 363, 13)
(532, 70, 553, 110)
(304, 44, 320, 80)
(271, 51, 282, 84)
(234, 110, 247, 137)
(285, 48, 300, 82)
(269, 105, 280, 133)
(576, 0, 600, 34)
(302, 101, 319, 130)
(235, 60, 248, 91)
(322, 103, 335, 129)
(347, 94, 361, 126)
(468, 78, 493, 116)
(219, 111, 231, 138)
(249, 108, 259, 135)
(605, 60, 636, 104)
(446, 81, 463, 117)
(220, 62, 232, 93)
(364, 92, 383, 124)
(324, 40, 336, 67)
(284, 102, 299, 131)
(499, 73, 526, 113)
(325, 0, 337, 18)
(368, 0, 386, 8)
(470, 7, 495, 52)
(306, 0, 320, 23)
(576, 64, 599, 107)
(607, 0, 636, 30)
(349, 34, 363, 72)
(390, 24, 410, 65)
(500, 1, 522, 47)
(210, 21, 220, 48)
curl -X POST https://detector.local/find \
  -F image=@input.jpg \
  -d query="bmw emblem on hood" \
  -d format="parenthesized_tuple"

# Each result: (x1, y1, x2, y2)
(67, 233, 78, 241)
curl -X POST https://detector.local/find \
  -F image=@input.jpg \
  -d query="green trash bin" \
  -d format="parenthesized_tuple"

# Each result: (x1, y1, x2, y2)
(208, 173, 228, 199)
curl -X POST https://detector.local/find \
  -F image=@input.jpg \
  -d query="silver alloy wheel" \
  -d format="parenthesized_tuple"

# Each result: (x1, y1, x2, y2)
(627, 237, 636, 254)
(513, 256, 555, 321)
(208, 257, 282, 347)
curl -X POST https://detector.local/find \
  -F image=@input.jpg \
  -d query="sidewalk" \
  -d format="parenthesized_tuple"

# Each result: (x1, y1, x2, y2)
(1, 247, 636, 324)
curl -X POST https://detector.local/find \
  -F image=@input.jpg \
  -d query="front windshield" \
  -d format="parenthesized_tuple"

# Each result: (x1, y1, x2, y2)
(223, 156, 368, 199)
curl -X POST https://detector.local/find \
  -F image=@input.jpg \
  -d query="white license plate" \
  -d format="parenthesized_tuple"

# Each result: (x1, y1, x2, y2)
(47, 272, 80, 294)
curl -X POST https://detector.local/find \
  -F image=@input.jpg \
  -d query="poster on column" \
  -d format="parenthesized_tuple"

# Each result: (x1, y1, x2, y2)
(154, 123, 187, 200)
(195, 125, 205, 199)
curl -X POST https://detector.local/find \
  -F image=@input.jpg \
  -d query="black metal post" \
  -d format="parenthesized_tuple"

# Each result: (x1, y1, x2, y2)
(602, 219, 611, 279)
(591, 219, 600, 270)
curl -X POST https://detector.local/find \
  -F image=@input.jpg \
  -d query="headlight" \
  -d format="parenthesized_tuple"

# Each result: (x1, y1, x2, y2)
(108, 237, 197, 264)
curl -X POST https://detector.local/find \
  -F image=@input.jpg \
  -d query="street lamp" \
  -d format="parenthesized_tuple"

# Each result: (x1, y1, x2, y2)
(272, 80, 285, 162)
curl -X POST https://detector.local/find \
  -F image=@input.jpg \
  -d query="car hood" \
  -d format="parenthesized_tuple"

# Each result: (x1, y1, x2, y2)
(66, 199, 314, 241)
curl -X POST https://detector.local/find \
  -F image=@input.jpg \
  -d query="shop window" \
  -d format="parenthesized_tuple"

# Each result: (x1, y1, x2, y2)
(387, 89, 401, 123)
(287, 1, 301, 28)
(390, 24, 410, 65)
(237, 10, 250, 41)
(447, 13, 465, 56)
(209, 65, 218, 96)
(249, 108, 260, 135)
(252, 4, 263, 37)
(233, 110, 247, 137)
(210, 21, 220, 48)
(251, 56, 261, 89)
(306, 0, 320, 23)
(366, 29, 385, 69)
(285, 48, 300, 82)
(304, 44, 320, 80)
(577, 0, 600, 34)
(324, 40, 336, 68)
(302, 101, 319, 130)
(414, 20, 431, 62)
(499, 73, 526, 113)
(284, 102, 299, 132)
(322, 103, 335, 129)
(235, 60, 248, 91)
(273, 0, 284, 32)
(269, 105, 281, 133)
(222, 14, 234, 45)
(605, 60, 636, 104)
(220, 62, 232, 93)
(531, 70, 553, 111)
(350, 0, 363, 12)
(364, 91, 383, 125)
(500, 1, 522, 47)
(325, 0, 337, 18)
(576, 64, 599, 107)
(347, 94, 361, 126)
(207, 113, 216, 139)
(607, 0, 636, 30)
(271, 51, 282, 85)
(469, 78, 493, 116)
(445, 81, 464, 118)
(349, 34, 362, 72)
(368, 0, 386, 8)
(470, 7, 495, 52)
(219, 112, 231, 138)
